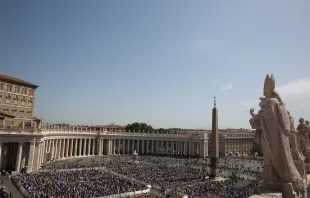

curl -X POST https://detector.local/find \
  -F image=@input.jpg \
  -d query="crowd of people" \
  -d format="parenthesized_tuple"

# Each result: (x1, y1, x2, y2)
(11, 169, 146, 198)
(11, 155, 263, 197)
(173, 179, 257, 198)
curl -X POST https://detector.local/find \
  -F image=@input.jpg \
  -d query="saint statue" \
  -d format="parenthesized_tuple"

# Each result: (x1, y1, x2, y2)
(296, 118, 310, 158)
(249, 74, 306, 193)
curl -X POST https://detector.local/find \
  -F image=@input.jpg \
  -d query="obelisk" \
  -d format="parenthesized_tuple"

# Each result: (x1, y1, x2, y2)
(210, 96, 219, 177)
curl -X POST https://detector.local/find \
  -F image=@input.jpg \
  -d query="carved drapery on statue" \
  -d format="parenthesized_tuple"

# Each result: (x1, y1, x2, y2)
(249, 74, 306, 194)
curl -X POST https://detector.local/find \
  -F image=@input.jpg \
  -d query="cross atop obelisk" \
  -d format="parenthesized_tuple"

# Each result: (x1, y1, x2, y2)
(213, 96, 216, 108)
(210, 96, 219, 177)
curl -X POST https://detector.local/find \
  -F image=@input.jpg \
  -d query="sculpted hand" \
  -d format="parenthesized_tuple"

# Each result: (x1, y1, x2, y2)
(250, 108, 256, 117)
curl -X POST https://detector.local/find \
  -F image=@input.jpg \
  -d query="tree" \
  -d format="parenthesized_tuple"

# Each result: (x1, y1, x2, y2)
(125, 122, 153, 132)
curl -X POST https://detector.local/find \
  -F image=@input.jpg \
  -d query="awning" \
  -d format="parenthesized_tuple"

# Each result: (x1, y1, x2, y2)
(0, 112, 16, 118)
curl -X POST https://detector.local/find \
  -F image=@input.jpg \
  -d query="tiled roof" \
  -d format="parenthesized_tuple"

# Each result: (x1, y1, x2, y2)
(0, 73, 39, 88)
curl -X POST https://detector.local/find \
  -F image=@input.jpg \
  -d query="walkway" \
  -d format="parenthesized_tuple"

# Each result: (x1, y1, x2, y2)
(0, 175, 23, 198)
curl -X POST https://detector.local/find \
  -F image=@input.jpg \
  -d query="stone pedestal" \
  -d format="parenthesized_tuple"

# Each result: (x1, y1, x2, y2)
(250, 181, 305, 198)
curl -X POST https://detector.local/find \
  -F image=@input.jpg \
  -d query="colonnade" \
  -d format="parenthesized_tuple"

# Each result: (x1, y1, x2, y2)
(0, 136, 208, 172)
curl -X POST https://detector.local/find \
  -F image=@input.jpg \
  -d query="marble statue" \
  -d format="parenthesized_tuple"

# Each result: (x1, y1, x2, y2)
(22, 122, 25, 130)
(249, 74, 307, 195)
(132, 149, 138, 162)
(296, 118, 310, 158)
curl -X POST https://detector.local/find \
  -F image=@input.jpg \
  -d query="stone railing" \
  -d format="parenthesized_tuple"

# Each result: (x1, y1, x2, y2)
(0, 127, 206, 139)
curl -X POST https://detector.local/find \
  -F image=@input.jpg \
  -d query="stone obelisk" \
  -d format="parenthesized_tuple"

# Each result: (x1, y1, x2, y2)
(210, 96, 219, 177)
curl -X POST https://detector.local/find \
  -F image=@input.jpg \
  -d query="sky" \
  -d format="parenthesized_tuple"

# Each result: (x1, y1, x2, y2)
(1, 0, 310, 129)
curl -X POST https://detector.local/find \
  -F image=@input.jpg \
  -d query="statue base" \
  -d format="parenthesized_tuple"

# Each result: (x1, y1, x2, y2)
(250, 180, 306, 198)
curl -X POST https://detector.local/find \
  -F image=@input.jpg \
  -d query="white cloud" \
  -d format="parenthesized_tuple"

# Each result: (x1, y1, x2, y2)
(220, 83, 233, 91)
(277, 79, 310, 101)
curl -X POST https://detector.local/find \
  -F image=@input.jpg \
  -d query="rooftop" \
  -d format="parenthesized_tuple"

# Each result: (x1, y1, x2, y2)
(0, 73, 39, 88)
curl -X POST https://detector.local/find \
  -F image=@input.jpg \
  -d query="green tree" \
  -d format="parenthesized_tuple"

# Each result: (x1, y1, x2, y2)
(125, 122, 153, 132)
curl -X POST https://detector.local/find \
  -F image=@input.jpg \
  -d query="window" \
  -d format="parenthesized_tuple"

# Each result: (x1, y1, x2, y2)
(0, 95, 2, 103)
(28, 99, 33, 106)
(0, 83, 3, 90)
(14, 86, 18, 93)
(21, 97, 25, 105)
(5, 95, 11, 103)
(20, 110, 24, 117)
(12, 110, 17, 116)
(29, 89, 33, 96)
(24, 88, 27, 95)
(7, 85, 12, 92)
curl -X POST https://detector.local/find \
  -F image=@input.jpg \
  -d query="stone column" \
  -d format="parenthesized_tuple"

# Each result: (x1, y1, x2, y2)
(126, 139, 130, 154)
(79, 139, 82, 156)
(166, 141, 169, 155)
(58, 139, 62, 159)
(100, 139, 105, 155)
(54, 139, 58, 159)
(170, 141, 174, 155)
(92, 139, 95, 155)
(27, 140, 36, 172)
(45, 141, 49, 161)
(137, 140, 140, 154)
(155, 140, 158, 154)
(15, 142, 23, 171)
(87, 139, 91, 156)
(112, 139, 116, 155)
(64, 139, 68, 158)
(141, 140, 145, 154)
(161, 140, 164, 155)
(34, 141, 42, 170)
(41, 141, 45, 163)
(74, 139, 77, 156)
(70, 139, 74, 157)
(83, 139, 87, 156)
(122, 139, 125, 154)
(61, 139, 65, 158)
(50, 140, 54, 160)
(151, 140, 154, 154)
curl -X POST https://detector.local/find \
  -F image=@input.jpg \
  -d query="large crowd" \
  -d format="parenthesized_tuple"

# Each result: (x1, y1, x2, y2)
(11, 155, 264, 198)
(11, 169, 146, 198)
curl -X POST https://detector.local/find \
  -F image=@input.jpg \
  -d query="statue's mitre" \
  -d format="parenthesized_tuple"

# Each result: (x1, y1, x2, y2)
(264, 74, 275, 92)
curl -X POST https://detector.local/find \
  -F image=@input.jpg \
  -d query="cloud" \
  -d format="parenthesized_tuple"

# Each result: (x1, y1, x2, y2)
(277, 79, 310, 101)
(220, 83, 233, 91)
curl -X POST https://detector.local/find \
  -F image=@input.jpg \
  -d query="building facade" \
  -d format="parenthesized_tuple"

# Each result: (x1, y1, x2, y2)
(0, 74, 39, 127)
